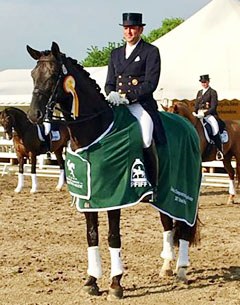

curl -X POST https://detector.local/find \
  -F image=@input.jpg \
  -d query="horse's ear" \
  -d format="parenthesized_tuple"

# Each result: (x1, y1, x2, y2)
(51, 42, 61, 57)
(173, 104, 178, 113)
(26, 45, 41, 60)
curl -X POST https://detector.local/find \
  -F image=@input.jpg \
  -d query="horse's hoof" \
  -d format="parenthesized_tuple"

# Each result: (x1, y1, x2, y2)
(107, 287, 123, 300)
(159, 268, 173, 277)
(30, 189, 37, 194)
(81, 283, 100, 296)
(14, 188, 21, 193)
(176, 267, 188, 285)
(227, 199, 235, 204)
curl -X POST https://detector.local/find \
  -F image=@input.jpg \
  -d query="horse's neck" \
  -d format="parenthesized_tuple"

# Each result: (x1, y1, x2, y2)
(12, 113, 33, 138)
(67, 108, 114, 150)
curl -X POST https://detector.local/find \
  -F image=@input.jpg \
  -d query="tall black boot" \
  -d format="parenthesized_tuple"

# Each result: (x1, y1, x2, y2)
(212, 133, 224, 160)
(143, 141, 159, 202)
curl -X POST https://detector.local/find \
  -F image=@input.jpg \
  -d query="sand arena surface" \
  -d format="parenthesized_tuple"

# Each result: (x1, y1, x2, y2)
(0, 175, 240, 305)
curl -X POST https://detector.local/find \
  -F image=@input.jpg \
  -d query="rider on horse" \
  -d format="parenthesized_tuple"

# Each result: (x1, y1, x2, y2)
(105, 12, 165, 201)
(193, 74, 224, 161)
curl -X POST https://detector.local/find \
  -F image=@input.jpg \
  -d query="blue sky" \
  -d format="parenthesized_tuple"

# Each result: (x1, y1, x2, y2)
(0, 0, 211, 70)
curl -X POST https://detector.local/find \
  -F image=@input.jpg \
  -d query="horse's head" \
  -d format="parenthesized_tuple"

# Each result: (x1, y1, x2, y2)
(27, 41, 107, 124)
(0, 109, 15, 139)
(167, 102, 192, 117)
(27, 42, 63, 123)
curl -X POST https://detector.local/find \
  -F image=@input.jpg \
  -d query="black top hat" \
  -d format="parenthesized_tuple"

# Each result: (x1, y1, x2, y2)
(119, 13, 146, 26)
(199, 74, 210, 82)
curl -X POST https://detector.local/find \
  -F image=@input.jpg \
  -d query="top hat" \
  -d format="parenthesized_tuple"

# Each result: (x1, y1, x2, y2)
(119, 13, 146, 26)
(199, 74, 210, 82)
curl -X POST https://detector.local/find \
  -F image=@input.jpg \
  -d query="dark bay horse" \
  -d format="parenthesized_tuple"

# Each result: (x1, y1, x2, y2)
(0, 107, 69, 193)
(167, 102, 240, 204)
(27, 42, 201, 299)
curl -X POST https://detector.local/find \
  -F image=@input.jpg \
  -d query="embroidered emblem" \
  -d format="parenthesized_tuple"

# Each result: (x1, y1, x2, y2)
(131, 158, 150, 187)
(67, 159, 75, 177)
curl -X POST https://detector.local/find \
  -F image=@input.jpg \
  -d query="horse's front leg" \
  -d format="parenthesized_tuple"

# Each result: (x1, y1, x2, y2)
(81, 212, 101, 296)
(15, 155, 25, 193)
(107, 209, 123, 300)
(159, 212, 175, 277)
(30, 154, 38, 193)
(54, 150, 65, 191)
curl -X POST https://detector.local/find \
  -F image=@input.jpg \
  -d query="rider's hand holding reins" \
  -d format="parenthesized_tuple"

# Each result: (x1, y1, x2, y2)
(106, 91, 129, 106)
(192, 111, 204, 119)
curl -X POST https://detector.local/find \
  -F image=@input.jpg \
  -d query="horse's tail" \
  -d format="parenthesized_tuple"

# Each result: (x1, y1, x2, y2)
(173, 213, 202, 247)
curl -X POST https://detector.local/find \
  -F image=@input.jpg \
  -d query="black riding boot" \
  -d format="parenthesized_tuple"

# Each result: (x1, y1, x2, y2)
(212, 133, 224, 160)
(143, 141, 159, 202)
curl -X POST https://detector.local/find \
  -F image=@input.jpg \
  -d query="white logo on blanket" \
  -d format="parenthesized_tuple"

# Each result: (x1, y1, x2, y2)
(67, 159, 75, 177)
(131, 158, 150, 187)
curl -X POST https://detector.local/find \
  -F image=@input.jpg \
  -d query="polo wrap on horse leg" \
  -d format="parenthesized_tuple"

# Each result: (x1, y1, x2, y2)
(109, 247, 124, 278)
(87, 246, 102, 279)
(143, 141, 159, 200)
(161, 230, 175, 260)
(15, 173, 24, 193)
(177, 239, 190, 268)
(56, 169, 65, 190)
(31, 173, 38, 193)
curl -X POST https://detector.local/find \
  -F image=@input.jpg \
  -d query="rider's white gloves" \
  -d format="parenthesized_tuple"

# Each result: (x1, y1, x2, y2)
(106, 91, 129, 106)
(192, 110, 204, 119)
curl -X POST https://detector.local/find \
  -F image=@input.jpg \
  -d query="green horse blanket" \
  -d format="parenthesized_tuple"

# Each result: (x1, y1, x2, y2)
(65, 106, 201, 226)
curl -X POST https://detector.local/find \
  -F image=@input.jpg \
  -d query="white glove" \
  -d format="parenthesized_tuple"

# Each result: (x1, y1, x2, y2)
(192, 111, 197, 117)
(193, 110, 204, 119)
(106, 91, 129, 106)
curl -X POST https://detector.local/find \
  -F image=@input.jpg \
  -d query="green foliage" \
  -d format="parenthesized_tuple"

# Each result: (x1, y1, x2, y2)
(81, 17, 184, 67)
(81, 41, 124, 67)
(142, 18, 184, 43)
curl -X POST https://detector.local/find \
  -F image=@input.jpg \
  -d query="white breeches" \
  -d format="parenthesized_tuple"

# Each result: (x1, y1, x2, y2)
(127, 103, 153, 148)
(204, 115, 219, 136)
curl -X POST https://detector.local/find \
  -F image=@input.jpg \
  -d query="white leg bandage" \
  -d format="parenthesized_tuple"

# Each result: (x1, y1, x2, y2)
(15, 173, 24, 193)
(56, 169, 65, 190)
(177, 239, 190, 268)
(109, 247, 124, 278)
(229, 179, 236, 195)
(30, 174, 38, 193)
(161, 230, 175, 260)
(87, 246, 102, 279)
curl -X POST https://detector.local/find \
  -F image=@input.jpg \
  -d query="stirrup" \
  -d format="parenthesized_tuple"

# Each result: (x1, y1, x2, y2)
(216, 150, 224, 161)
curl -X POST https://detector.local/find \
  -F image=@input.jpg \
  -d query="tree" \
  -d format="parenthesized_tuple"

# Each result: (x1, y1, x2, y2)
(81, 17, 184, 67)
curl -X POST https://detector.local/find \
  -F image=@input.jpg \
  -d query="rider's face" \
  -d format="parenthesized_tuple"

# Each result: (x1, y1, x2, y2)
(201, 81, 209, 89)
(123, 26, 143, 45)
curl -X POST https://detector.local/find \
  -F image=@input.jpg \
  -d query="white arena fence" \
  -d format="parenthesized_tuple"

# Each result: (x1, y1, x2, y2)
(0, 126, 237, 187)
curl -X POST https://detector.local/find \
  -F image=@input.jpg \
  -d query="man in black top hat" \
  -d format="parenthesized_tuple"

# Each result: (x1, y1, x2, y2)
(193, 74, 224, 160)
(105, 12, 162, 202)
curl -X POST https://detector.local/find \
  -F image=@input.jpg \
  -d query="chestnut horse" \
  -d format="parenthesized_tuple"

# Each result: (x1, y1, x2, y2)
(168, 102, 240, 204)
(26, 42, 201, 299)
(0, 107, 69, 193)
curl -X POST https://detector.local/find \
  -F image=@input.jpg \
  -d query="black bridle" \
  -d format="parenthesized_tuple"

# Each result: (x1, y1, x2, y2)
(40, 57, 110, 125)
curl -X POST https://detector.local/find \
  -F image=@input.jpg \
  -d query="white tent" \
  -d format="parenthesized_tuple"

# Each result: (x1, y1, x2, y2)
(0, 66, 108, 108)
(0, 69, 33, 107)
(153, 0, 240, 101)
